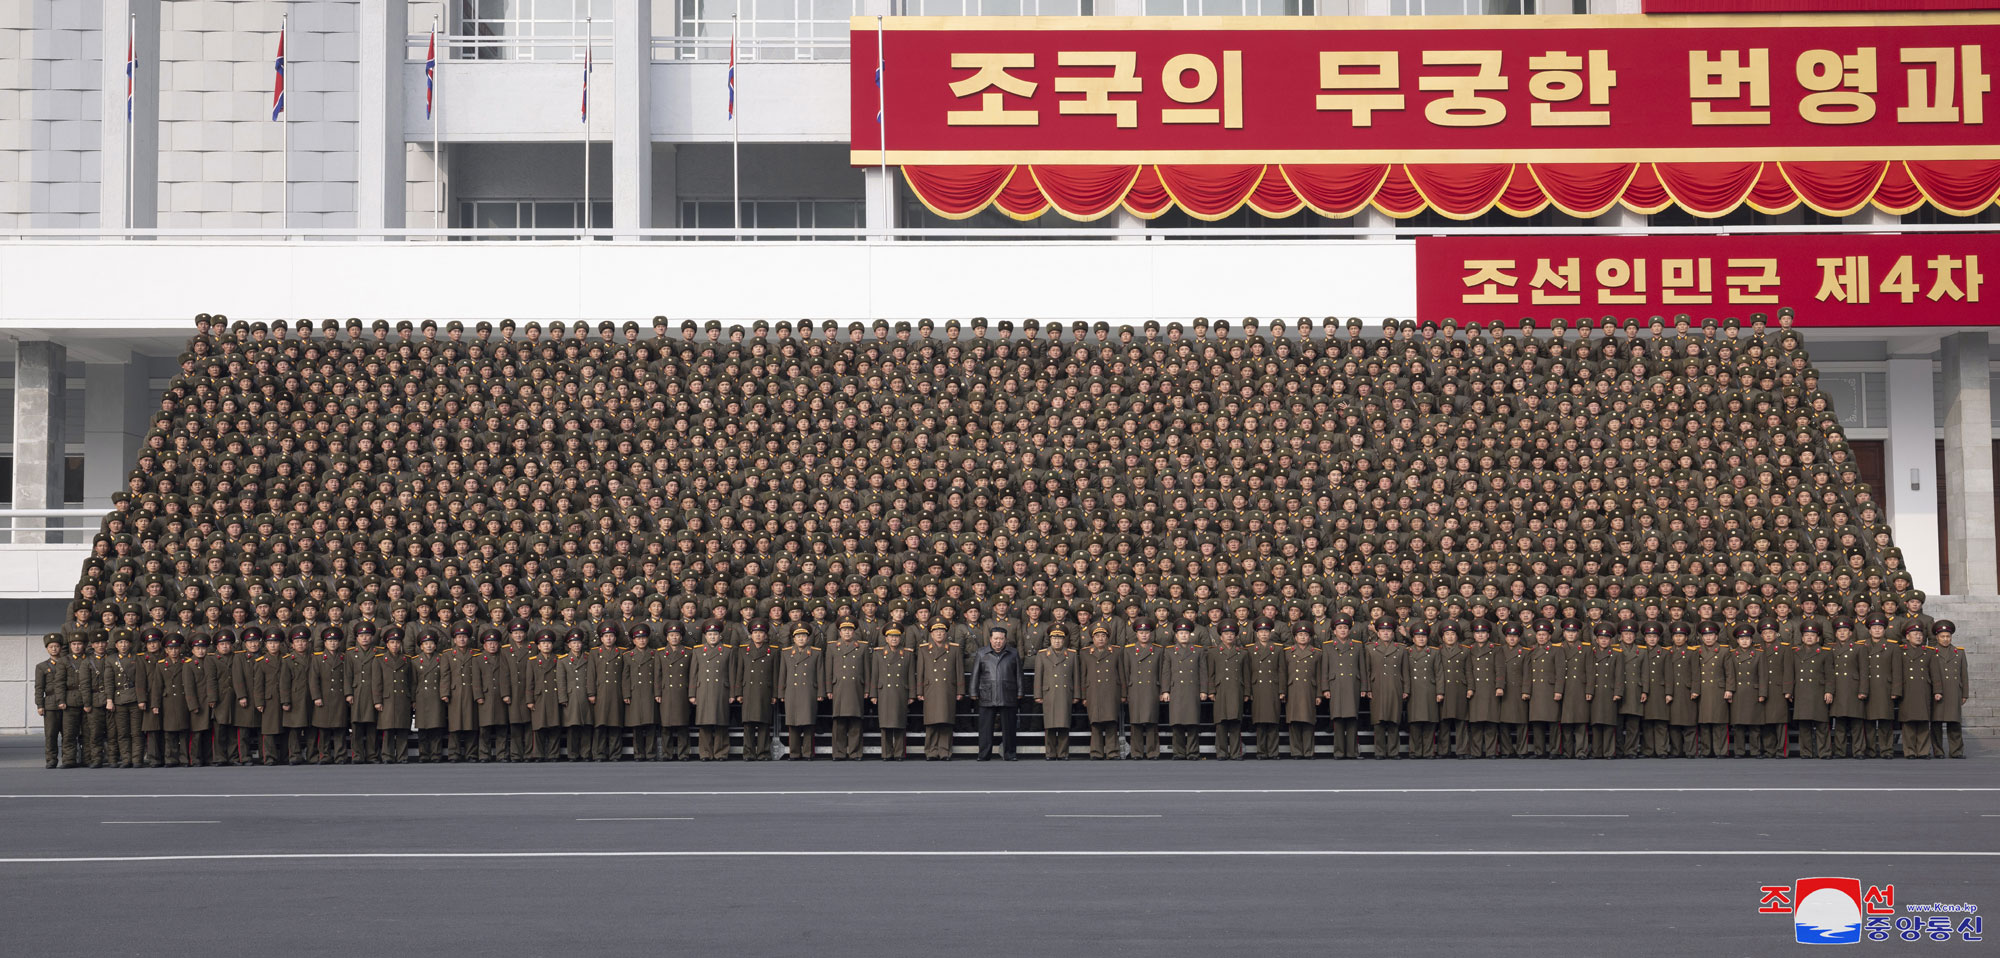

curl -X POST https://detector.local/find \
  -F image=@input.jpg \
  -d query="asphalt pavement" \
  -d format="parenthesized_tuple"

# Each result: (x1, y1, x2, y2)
(1, 736, 1994, 958)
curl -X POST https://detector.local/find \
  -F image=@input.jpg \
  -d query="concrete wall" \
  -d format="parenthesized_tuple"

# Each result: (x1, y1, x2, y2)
(0, 238, 1418, 325)
(0, 0, 104, 228)
(1925, 596, 1998, 742)
(0, 599, 80, 734)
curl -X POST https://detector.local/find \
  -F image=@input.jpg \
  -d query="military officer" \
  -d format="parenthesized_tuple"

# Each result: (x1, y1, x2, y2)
(1695, 623, 1732, 758)
(734, 626, 779, 761)
(278, 633, 313, 764)
(1524, 622, 1562, 758)
(309, 627, 349, 764)
(778, 624, 824, 760)
(525, 632, 562, 761)
(589, 627, 627, 761)
(1436, 624, 1470, 759)
(918, 623, 964, 760)
(1897, 622, 1934, 759)
(623, 626, 660, 760)
(1205, 625, 1247, 760)
(825, 622, 871, 760)
(503, 623, 536, 762)
(34, 637, 67, 768)
(375, 631, 413, 763)
(657, 627, 694, 760)
(1366, 620, 1409, 759)
(1728, 626, 1769, 758)
(1860, 616, 1902, 758)
(1929, 621, 1968, 759)
(692, 623, 737, 760)
(345, 624, 383, 763)
(1465, 622, 1504, 759)
(1081, 627, 1125, 760)
(1318, 616, 1367, 759)
(1248, 622, 1286, 759)
(1585, 626, 1623, 759)
(104, 633, 143, 768)
(1162, 624, 1207, 760)
(1033, 626, 1080, 760)
(1789, 623, 1833, 759)
(444, 627, 480, 761)
(1122, 623, 1165, 759)
(1281, 626, 1322, 759)
(1404, 627, 1442, 759)
(870, 626, 917, 760)
(411, 633, 448, 762)
(558, 633, 594, 759)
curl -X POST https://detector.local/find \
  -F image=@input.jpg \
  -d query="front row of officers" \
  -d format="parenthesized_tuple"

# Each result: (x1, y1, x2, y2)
(35, 614, 1972, 767)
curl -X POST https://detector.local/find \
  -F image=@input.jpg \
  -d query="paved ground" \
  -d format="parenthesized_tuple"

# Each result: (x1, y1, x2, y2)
(2, 736, 1994, 957)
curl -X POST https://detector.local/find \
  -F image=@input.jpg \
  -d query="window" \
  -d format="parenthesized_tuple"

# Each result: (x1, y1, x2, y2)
(1648, 206, 1775, 228)
(675, 0, 852, 61)
(458, 199, 614, 237)
(680, 199, 865, 237)
(1144, 0, 1302, 14)
(462, 0, 612, 60)
(1390, 0, 1530, 13)
(1903, 206, 2000, 225)
(64, 455, 83, 505)
(906, 0, 1093, 15)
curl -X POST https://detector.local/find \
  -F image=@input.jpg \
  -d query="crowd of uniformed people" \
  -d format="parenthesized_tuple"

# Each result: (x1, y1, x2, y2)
(35, 310, 1972, 766)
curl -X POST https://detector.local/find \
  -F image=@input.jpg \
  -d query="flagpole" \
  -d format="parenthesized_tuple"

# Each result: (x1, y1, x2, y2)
(876, 16, 886, 239)
(731, 14, 740, 234)
(280, 14, 288, 234)
(583, 16, 591, 240)
(127, 13, 135, 232)
(432, 16, 440, 234)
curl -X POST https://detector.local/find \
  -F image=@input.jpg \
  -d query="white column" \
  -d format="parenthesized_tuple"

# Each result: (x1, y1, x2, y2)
(612, 0, 652, 236)
(98, 0, 159, 230)
(865, 168, 897, 235)
(83, 358, 150, 506)
(1886, 356, 1942, 595)
(357, 0, 410, 232)
(1942, 331, 1998, 595)
(11, 341, 67, 544)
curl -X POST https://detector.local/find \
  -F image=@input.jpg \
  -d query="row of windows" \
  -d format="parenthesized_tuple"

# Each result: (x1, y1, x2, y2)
(441, 0, 1539, 61)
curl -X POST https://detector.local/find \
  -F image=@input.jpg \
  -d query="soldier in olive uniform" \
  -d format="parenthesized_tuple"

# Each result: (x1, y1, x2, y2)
(1465, 623, 1505, 759)
(1205, 625, 1247, 760)
(1557, 623, 1592, 759)
(525, 633, 563, 761)
(184, 638, 218, 767)
(1163, 624, 1208, 760)
(559, 634, 594, 759)
(79, 635, 109, 767)
(1367, 620, 1408, 759)
(692, 624, 737, 760)
(475, 634, 513, 762)
(779, 625, 825, 760)
(1729, 626, 1769, 758)
(1524, 623, 1563, 759)
(375, 632, 413, 763)
(1281, 626, 1322, 759)
(1318, 617, 1366, 759)
(278, 634, 313, 764)
(1615, 625, 1645, 758)
(503, 625, 535, 762)
(1758, 622, 1795, 758)
(309, 628, 349, 764)
(1930, 621, 1968, 759)
(870, 627, 916, 760)
(34, 637, 66, 768)
(1897, 623, 1933, 759)
(104, 634, 143, 768)
(623, 627, 660, 760)
(1499, 624, 1531, 758)
(411, 634, 448, 762)
(1404, 627, 1442, 759)
(1436, 625, 1470, 759)
(1248, 623, 1286, 759)
(734, 626, 779, 760)
(1081, 627, 1125, 760)
(589, 627, 627, 761)
(444, 628, 480, 761)
(1789, 624, 1833, 759)
(1585, 626, 1623, 759)
(1034, 627, 1080, 760)
(1122, 624, 1165, 760)
(919, 624, 964, 760)
(250, 632, 284, 765)
(1827, 619, 1866, 758)
(1695, 624, 1732, 758)
(344, 625, 382, 763)
(825, 623, 871, 760)
(1665, 626, 1700, 758)
(1860, 617, 1902, 758)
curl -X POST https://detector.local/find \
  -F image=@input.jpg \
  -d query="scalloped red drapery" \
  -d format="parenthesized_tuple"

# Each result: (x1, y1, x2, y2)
(902, 160, 2000, 221)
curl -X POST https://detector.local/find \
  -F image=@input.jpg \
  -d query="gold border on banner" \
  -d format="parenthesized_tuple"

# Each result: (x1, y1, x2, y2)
(849, 146, 2000, 165)
(851, 12, 2000, 31)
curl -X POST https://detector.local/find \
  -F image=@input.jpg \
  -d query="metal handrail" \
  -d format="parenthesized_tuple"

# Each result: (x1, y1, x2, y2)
(0, 509, 111, 518)
(0, 223, 1987, 241)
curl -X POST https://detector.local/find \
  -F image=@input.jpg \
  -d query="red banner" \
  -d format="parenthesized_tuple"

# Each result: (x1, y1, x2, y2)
(851, 14, 2000, 166)
(1416, 233, 1993, 326)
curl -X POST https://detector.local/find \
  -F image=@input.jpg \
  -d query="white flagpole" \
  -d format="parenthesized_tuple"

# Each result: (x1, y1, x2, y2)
(432, 16, 440, 234)
(877, 16, 887, 237)
(281, 14, 289, 234)
(731, 14, 740, 233)
(127, 13, 136, 231)
(583, 16, 592, 240)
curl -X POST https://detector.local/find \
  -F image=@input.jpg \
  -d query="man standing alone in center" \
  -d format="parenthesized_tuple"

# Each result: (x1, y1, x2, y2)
(968, 627, 1022, 761)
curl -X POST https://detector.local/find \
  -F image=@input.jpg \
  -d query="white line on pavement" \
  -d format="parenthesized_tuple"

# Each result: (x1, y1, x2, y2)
(4, 850, 1998, 865)
(574, 817, 693, 821)
(5, 787, 1995, 800)
(1046, 814, 1163, 818)
(1513, 814, 1631, 818)
(100, 821, 218, 825)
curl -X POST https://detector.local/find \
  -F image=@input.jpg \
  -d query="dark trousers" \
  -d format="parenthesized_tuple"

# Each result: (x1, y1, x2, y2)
(1256, 722, 1284, 759)
(59, 710, 82, 766)
(663, 725, 691, 760)
(1468, 721, 1498, 758)
(831, 717, 864, 759)
(189, 727, 213, 766)
(1590, 723, 1617, 758)
(1287, 722, 1315, 759)
(1764, 723, 1788, 758)
(314, 727, 348, 763)
(381, 727, 408, 763)
(509, 723, 531, 761)
(1089, 722, 1117, 759)
(283, 727, 308, 763)
(1127, 722, 1159, 759)
(1618, 715, 1643, 757)
(1796, 720, 1829, 759)
(698, 726, 729, 760)
(451, 729, 477, 761)
(594, 725, 621, 761)
(564, 725, 591, 759)
(925, 724, 953, 759)
(162, 729, 189, 767)
(1438, 718, 1466, 757)
(1560, 723, 1588, 758)
(480, 724, 507, 761)
(1526, 721, 1557, 757)
(1643, 720, 1671, 757)
(1732, 724, 1760, 757)
(742, 723, 771, 760)
(879, 724, 908, 760)
(1372, 722, 1400, 758)
(1902, 721, 1933, 758)
(1044, 727, 1071, 760)
(351, 722, 378, 763)
(1832, 716, 1863, 757)
(529, 728, 558, 761)
(1213, 719, 1243, 759)
(1170, 724, 1200, 759)
(1409, 722, 1438, 758)
(1329, 717, 1359, 758)
(211, 723, 240, 765)
(416, 727, 444, 762)
(1937, 721, 1965, 758)
(976, 705, 1017, 759)
(1698, 723, 1727, 757)
(786, 724, 815, 759)
(630, 725, 658, 760)
(83, 709, 107, 766)
(42, 711, 62, 766)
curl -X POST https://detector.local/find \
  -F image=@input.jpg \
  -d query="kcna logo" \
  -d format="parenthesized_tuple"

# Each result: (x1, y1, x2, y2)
(1759, 879, 1984, 945)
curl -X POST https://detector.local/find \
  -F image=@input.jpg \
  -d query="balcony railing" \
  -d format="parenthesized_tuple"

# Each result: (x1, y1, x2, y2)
(0, 510, 107, 546)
